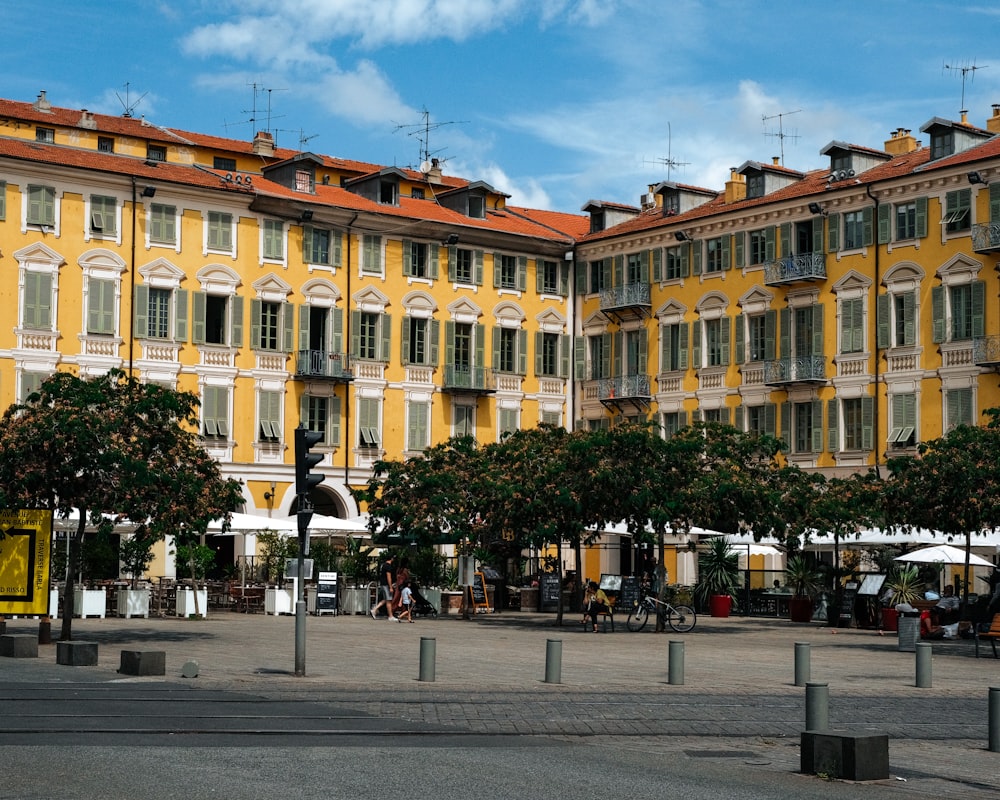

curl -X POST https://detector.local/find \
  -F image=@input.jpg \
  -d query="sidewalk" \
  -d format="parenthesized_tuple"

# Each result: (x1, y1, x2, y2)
(3, 610, 999, 793)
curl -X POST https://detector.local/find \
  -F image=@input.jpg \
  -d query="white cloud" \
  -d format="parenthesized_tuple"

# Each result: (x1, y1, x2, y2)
(315, 61, 418, 127)
(469, 162, 552, 210)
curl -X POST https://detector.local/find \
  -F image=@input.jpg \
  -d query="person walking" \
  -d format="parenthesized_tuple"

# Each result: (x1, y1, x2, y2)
(371, 554, 397, 621)
(398, 580, 415, 623)
(391, 557, 411, 616)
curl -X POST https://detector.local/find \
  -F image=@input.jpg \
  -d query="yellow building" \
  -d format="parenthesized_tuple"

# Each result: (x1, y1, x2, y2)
(0, 92, 586, 577)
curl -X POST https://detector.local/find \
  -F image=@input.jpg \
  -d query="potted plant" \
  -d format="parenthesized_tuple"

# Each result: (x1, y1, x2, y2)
(174, 542, 215, 617)
(695, 538, 741, 617)
(784, 554, 823, 623)
(880, 564, 923, 632)
(117, 533, 155, 618)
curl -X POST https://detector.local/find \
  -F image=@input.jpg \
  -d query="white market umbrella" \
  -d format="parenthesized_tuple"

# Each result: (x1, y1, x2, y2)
(307, 514, 369, 535)
(894, 544, 995, 568)
(207, 512, 298, 534)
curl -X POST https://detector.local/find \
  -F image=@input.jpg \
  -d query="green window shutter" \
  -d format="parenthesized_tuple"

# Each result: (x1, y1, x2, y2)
(613, 255, 624, 286)
(764, 403, 776, 438)
(779, 223, 791, 257)
(192, 292, 206, 344)
(379, 313, 392, 361)
(350, 310, 362, 357)
(559, 334, 570, 378)
(429, 320, 440, 366)
(691, 242, 702, 275)
(428, 243, 439, 279)
(88, 278, 114, 334)
(536, 259, 545, 293)
(915, 196, 928, 239)
(448, 246, 457, 282)
(517, 256, 528, 291)
(601, 333, 612, 376)
(575, 337, 586, 377)
(401, 317, 413, 365)
(861, 396, 874, 451)
(517, 329, 527, 375)
(474, 250, 484, 285)
(678, 323, 689, 370)
(298, 304, 311, 352)
(329, 395, 341, 446)
(174, 289, 188, 341)
(764, 310, 776, 361)
(282, 302, 294, 352)
(492, 252, 502, 288)
(303, 225, 314, 262)
(811, 399, 823, 452)
(734, 314, 745, 364)
(612, 331, 622, 377)
(972, 280, 986, 338)
(299, 393, 309, 430)
(231, 296, 244, 347)
(827, 399, 839, 453)
(861, 207, 874, 246)
(332, 230, 343, 267)
(24, 271, 52, 329)
(811, 303, 824, 357)
(474, 323, 485, 368)
(876, 294, 890, 349)
(765, 226, 776, 262)
(828, 214, 840, 252)
(734, 405, 744, 431)
(720, 317, 731, 365)
(134, 284, 149, 338)
(778, 308, 790, 359)
(534, 331, 544, 376)
(560, 263, 570, 296)
(734, 232, 744, 268)
(637, 331, 647, 375)
(331, 308, 344, 353)
(250, 298, 262, 349)
(901, 291, 915, 345)
(402, 239, 413, 276)
(575, 260, 588, 295)
(692, 320, 702, 367)
(990, 182, 1000, 223)
(931, 286, 945, 343)
(721, 235, 732, 271)
(680, 245, 690, 278)
(444, 320, 455, 366)
(877, 204, 890, 244)
(651, 248, 663, 281)
(812, 217, 823, 252)
(844, 298, 863, 353)
(491, 325, 501, 367)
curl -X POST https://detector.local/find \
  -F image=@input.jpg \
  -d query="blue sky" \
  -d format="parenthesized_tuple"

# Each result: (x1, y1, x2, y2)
(6, 1, 1000, 213)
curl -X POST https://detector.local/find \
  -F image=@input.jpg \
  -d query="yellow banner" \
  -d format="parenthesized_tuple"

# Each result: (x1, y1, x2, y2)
(0, 509, 53, 616)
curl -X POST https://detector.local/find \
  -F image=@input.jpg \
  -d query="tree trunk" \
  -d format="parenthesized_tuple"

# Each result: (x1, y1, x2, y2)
(554, 539, 564, 626)
(59, 510, 87, 641)
(655, 529, 667, 632)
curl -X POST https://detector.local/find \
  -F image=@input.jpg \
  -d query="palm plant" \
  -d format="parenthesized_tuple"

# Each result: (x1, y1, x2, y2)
(694, 537, 741, 606)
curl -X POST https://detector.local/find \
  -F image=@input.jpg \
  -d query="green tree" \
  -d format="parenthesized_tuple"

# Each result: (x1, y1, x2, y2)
(0, 370, 242, 638)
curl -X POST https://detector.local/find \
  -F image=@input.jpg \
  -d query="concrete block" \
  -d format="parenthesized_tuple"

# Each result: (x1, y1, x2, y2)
(1, 634, 39, 658)
(56, 640, 99, 666)
(801, 731, 889, 781)
(119, 650, 166, 676)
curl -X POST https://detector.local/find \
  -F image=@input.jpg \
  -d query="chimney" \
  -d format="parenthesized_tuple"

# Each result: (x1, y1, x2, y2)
(426, 157, 443, 184)
(988, 104, 1000, 134)
(725, 168, 746, 204)
(78, 110, 96, 130)
(33, 90, 51, 113)
(961, 110, 969, 125)
(252, 131, 275, 157)
(772, 156, 781, 166)
(884, 127, 918, 155)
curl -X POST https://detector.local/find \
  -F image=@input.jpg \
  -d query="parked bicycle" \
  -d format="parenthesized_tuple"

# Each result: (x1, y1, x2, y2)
(625, 593, 696, 632)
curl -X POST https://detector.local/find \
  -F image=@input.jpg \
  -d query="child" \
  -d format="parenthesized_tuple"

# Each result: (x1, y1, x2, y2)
(398, 580, 415, 623)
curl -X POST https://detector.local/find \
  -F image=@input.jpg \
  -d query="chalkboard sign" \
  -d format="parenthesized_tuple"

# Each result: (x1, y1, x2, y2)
(618, 576, 640, 611)
(313, 571, 337, 615)
(857, 574, 886, 597)
(539, 573, 561, 612)
(839, 580, 859, 625)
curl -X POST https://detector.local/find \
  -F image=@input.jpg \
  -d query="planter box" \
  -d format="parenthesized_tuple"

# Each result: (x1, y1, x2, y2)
(73, 587, 107, 619)
(265, 587, 294, 615)
(440, 591, 464, 614)
(116, 588, 150, 619)
(421, 587, 441, 614)
(175, 588, 208, 618)
(339, 587, 371, 615)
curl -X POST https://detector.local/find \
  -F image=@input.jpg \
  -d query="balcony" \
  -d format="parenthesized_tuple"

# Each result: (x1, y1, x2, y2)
(295, 350, 353, 382)
(598, 373, 651, 413)
(763, 253, 826, 286)
(442, 365, 495, 394)
(971, 222, 1000, 253)
(763, 356, 826, 386)
(600, 281, 651, 322)
(973, 335, 1000, 367)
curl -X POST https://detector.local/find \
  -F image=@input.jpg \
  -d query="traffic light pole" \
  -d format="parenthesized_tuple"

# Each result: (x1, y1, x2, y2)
(293, 426, 325, 677)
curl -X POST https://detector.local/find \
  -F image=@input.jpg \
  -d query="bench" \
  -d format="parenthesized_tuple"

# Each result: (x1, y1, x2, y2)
(581, 604, 614, 633)
(974, 613, 1000, 658)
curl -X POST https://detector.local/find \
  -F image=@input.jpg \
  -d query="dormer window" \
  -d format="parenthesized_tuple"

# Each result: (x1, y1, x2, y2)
(590, 210, 605, 233)
(931, 129, 954, 160)
(830, 152, 851, 173)
(468, 195, 485, 219)
(747, 173, 765, 199)
(379, 179, 398, 205)
(36, 127, 54, 144)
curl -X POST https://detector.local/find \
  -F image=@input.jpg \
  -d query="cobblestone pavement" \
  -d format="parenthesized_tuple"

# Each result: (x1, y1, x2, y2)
(3, 609, 999, 795)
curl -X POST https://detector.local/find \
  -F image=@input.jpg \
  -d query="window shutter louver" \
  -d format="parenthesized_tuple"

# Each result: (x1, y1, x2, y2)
(877, 205, 890, 244)
(915, 196, 928, 239)
(931, 286, 945, 343)
(876, 294, 890, 349)
(861, 396, 874, 451)
(827, 399, 839, 453)
(734, 314, 745, 364)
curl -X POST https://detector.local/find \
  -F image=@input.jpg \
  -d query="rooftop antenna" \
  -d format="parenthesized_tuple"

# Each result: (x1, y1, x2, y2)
(943, 60, 988, 116)
(223, 82, 286, 137)
(115, 82, 147, 118)
(393, 107, 467, 168)
(643, 122, 689, 182)
(276, 128, 319, 151)
(762, 109, 801, 165)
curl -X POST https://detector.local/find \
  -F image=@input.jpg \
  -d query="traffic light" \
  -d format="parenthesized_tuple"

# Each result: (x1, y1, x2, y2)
(294, 426, 325, 498)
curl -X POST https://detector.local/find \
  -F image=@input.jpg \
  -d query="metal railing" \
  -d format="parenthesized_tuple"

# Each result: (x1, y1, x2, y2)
(973, 335, 1000, 366)
(295, 350, 352, 380)
(763, 252, 826, 285)
(972, 222, 1000, 253)
(763, 355, 826, 384)
(442, 365, 496, 391)
(598, 373, 651, 401)
(600, 281, 651, 310)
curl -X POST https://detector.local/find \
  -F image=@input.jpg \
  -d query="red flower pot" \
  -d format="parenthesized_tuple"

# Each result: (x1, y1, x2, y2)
(709, 594, 732, 618)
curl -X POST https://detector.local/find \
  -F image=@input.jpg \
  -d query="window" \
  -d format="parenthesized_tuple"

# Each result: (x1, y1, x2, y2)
(932, 281, 984, 344)
(36, 127, 54, 143)
(626, 253, 644, 284)
(496, 253, 518, 290)
(541, 410, 560, 427)
(877, 290, 916, 348)
(304, 394, 341, 447)
(930, 129, 954, 160)
(747, 314, 769, 362)
(453, 322, 473, 370)
(295, 170, 312, 193)
(468, 195, 485, 219)
(19, 371, 47, 403)
(354, 311, 391, 361)
(589, 259, 609, 292)
(87, 278, 115, 335)
(495, 327, 518, 373)
(623, 329, 646, 375)
(406, 401, 430, 451)
(794, 401, 816, 453)
(950, 284, 978, 341)
(90, 195, 117, 235)
(946, 387, 973, 431)
(379, 180, 397, 205)
(895, 202, 917, 240)
(537, 332, 561, 377)
(411, 188, 425, 200)
(22, 271, 52, 330)
(498, 408, 519, 438)
(842, 398, 864, 450)
(214, 156, 237, 171)
(362, 235, 382, 274)
(662, 411, 686, 438)
(793, 306, 818, 357)
(840, 298, 864, 354)
(661, 323, 687, 372)
(664, 246, 686, 280)
(207, 211, 233, 251)
(454, 405, 474, 438)
(888, 393, 916, 447)
(145, 287, 171, 339)
(358, 398, 381, 448)
(704, 318, 728, 366)
(258, 391, 281, 442)
(27, 185, 55, 226)
(536, 260, 558, 295)
(263, 219, 284, 260)
(149, 204, 177, 245)
(147, 144, 166, 162)
(748, 229, 770, 265)
(879, 198, 926, 243)
(202, 386, 230, 438)
(403, 317, 439, 366)
(197, 294, 232, 345)
(304, 226, 341, 267)
(256, 301, 281, 351)
(943, 189, 971, 234)
(405, 241, 429, 278)
(705, 237, 726, 273)
(843, 211, 864, 249)
(747, 173, 764, 199)
(746, 404, 773, 437)
(588, 334, 610, 380)
(451, 247, 477, 284)
(98, 136, 114, 154)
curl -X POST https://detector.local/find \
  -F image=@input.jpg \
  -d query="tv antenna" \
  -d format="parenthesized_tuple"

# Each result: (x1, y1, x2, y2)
(943, 60, 988, 114)
(223, 82, 286, 136)
(644, 122, 689, 182)
(762, 109, 801, 165)
(276, 128, 319, 151)
(393, 107, 467, 168)
(115, 82, 147, 118)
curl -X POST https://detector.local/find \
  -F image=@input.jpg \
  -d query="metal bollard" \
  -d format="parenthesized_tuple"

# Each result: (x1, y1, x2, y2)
(805, 682, 829, 731)
(668, 640, 684, 685)
(989, 687, 1000, 753)
(418, 637, 436, 682)
(915, 642, 932, 688)
(544, 639, 562, 684)
(794, 641, 811, 687)
(38, 617, 51, 645)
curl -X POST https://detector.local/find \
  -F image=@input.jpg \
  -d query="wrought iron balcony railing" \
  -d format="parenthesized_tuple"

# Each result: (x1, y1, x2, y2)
(972, 335, 1000, 366)
(598, 373, 651, 401)
(763, 356, 826, 384)
(763, 252, 827, 285)
(442, 364, 495, 392)
(295, 350, 352, 381)
(600, 281, 651, 311)
(971, 222, 1000, 253)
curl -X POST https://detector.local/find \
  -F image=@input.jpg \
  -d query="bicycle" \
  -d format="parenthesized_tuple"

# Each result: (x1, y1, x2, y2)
(625, 594, 696, 632)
